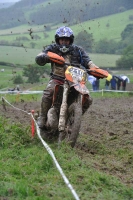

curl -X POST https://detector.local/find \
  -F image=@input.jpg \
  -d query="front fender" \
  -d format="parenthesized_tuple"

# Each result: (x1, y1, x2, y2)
(74, 83, 89, 95)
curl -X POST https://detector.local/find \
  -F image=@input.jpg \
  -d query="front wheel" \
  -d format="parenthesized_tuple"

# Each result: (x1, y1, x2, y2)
(65, 96, 82, 148)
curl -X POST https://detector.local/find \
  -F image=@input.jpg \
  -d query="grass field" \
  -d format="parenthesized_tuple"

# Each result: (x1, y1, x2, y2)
(0, 46, 121, 67)
(0, 63, 133, 93)
(0, 46, 39, 66)
(0, 64, 50, 90)
(0, 66, 19, 89)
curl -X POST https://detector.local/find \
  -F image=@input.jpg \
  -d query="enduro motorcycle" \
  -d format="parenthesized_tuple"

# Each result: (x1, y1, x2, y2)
(40, 52, 109, 148)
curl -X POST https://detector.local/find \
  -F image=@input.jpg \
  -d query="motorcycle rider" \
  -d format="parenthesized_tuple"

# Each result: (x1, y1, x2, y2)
(35, 26, 97, 129)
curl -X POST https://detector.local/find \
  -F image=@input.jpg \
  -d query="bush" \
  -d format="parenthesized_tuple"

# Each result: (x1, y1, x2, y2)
(75, 30, 94, 52)
(13, 74, 24, 84)
(118, 6, 126, 12)
(116, 45, 133, 69)
(129, 15, 133, 21)
(121, 24, 133, 40)
(16, 36, 30, 41)
(23, 65, 41, 83)
(94, 39, 120, 54)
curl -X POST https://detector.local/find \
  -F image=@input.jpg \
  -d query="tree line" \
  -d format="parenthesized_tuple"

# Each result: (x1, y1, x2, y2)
(0, 0, 133, 29)
(30, 0, 133, 26)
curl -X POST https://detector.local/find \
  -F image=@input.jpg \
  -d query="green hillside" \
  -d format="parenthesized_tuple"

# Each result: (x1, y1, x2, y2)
(0, 0, 132, 30)
(72, 9, 133, 42)
(0, 9, 132, 67)
(0, 9, 132, 50)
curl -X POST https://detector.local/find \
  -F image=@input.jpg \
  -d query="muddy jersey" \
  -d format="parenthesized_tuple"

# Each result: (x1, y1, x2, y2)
(35, 43, 91, 78)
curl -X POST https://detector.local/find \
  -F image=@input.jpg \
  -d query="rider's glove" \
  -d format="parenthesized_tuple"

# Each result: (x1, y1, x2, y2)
(35, 52, 49, 65)
(88, 61, 99, 69)
(39, 53, 50, 62)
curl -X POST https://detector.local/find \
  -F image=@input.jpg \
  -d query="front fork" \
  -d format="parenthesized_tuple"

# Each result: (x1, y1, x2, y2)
(58, 81, 68, 142)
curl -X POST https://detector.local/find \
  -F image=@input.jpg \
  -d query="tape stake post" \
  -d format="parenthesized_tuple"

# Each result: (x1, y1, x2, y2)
(31, 110, 35, 137)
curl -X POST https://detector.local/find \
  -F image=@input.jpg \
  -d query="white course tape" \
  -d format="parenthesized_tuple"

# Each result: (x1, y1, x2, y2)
(1, 89, 133, 95)
(0, 91, 43, 94)
(2, 97, 31, 115)
(32, 116, 80, 200)
(90, 89, 133, 93)
(1, 97, 80, 200)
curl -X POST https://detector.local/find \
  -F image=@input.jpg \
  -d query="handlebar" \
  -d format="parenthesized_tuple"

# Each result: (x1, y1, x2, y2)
(47, 51, 109, 79)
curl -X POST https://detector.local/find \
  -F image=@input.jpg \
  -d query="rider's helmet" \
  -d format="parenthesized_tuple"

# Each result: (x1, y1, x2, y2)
(55, 26, 74, 53)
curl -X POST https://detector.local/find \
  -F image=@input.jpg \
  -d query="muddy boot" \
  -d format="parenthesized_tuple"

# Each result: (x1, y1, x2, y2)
(37, 101, 51, 129)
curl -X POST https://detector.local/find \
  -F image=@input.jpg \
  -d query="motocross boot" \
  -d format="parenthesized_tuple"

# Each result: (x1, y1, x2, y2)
(37, 101, 51, 129)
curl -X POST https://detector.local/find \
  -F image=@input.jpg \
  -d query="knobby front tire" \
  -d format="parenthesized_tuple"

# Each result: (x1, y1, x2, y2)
(66, 96, 82, 148)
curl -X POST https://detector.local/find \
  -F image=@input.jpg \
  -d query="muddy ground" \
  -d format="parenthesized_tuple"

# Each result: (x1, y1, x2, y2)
(0, 94, 133, 187)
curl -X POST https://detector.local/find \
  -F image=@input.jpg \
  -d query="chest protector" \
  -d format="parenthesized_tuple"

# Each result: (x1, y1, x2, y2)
(52, 55, 71, 77)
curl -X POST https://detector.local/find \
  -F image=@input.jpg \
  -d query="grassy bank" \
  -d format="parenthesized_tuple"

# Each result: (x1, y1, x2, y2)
(0, 116, 133, 200)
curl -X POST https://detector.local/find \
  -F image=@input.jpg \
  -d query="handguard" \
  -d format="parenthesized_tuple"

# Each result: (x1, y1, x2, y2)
(47, 51, 65, 65)
(88, 67, 109, 79)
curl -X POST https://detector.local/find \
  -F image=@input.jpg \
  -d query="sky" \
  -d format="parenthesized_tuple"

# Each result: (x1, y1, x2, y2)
(0, 0, 21, 3)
